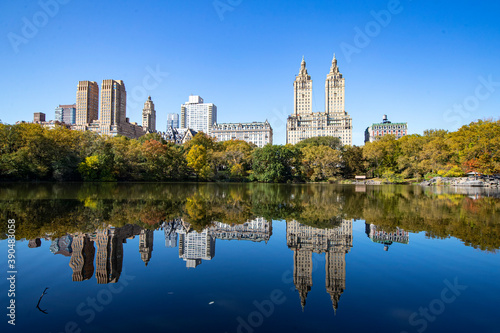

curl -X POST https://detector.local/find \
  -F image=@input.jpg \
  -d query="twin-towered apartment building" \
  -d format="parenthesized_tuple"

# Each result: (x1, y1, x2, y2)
(286, 55, 353, 146)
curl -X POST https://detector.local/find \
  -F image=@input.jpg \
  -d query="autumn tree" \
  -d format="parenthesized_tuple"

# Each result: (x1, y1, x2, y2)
(300, 145, 342, 181)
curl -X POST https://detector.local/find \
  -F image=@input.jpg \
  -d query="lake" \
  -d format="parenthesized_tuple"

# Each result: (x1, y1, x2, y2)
(1, 183, 499, 333)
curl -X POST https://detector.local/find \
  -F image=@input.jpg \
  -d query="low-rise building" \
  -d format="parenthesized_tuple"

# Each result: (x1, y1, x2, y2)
(55, 104, 76, 124)
(365, 115, 407, 143)
(34, 112, 46, 123)
(211, 121, 272, 148)
(161, 127, 197, 145)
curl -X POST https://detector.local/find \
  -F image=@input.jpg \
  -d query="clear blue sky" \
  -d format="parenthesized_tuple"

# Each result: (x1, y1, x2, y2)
(1, 0, 499, 145)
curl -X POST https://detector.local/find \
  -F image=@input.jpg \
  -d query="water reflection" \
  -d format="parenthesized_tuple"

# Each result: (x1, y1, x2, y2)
(2, 183, 498, 332)
(25, 217, 359, 311)
(24, 217, 274, 281)
(365, 223, 409, 251)
(287, 219, 352, 312)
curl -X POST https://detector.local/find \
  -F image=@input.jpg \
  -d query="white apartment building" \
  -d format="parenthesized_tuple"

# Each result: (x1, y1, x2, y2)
(211, 121, 273, 148)
(180, 95, 217, 135)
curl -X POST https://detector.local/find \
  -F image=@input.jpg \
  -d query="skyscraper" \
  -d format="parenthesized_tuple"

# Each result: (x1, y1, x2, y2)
(325, 55, 345, 115)
(180, 95, 217, 135)
(294, 56, 313, 115)
(142, 96, 156, 133)
(167, 113, 179, 129)
(287, 54, 353, 146)
(55, 104, 76, 124)
(76, 81, 99, 126)
(100, 79, 126, 128)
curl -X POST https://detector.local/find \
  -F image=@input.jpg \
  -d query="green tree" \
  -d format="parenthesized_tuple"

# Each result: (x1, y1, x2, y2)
(295, 136, 343, 150)
(341, 145, 366, 178)
(396, 134, 426, 179)
(363, 135, 400, 177)
(78, 154, 115, 181)
(251, 145, 302, 183)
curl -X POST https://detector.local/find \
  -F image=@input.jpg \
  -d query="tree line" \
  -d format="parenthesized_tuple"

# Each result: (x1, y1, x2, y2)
(0, 119, 498, 182)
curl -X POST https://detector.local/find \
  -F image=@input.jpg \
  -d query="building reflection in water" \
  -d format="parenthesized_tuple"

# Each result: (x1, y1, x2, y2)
(27, 217, 273, 281)
(139, 229, 154, 266)
(286, 219, 353, 312)
(69, 234, 95, 282)
(26, 217, 355, 312)
(209, 217, 272, 243)
(365, 223, 409, 251)
(176, 217, 272, 268)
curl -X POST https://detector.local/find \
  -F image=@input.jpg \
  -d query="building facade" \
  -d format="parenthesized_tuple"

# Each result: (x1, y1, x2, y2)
(286, 55, 353, 146)
(161, 127, 197, 145)
(139, 229, 154, 266)
(177, 228, 215, 268)
(142, 96, 156, 133)
(364, 115, 408, 143)
(55, 104, 76, 124)
(180, 95, 217, 135)
(34, 112, 46, 123)
(167, 113, 179, 129)
(69, 234, 95, 282)
(294, 56, 313, 115)
(76, 81, 99, 126)
(365, 223, 409, 251)
(211, 121, 273, 148)
(209, 218, 272, 242)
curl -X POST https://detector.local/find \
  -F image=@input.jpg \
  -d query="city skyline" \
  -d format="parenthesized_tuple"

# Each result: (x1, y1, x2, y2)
(1, 1, 499, 146)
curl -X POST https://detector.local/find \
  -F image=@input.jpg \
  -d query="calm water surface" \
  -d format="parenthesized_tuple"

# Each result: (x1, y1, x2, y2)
(1, 183, 499, 333)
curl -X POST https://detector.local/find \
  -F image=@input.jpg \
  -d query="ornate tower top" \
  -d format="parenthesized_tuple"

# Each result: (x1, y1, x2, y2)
(298, 56, 311, 79)
(329, 53, 341, 76)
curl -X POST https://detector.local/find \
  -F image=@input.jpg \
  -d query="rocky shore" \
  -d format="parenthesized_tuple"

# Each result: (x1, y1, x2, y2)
(420, 176, 500, 187)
